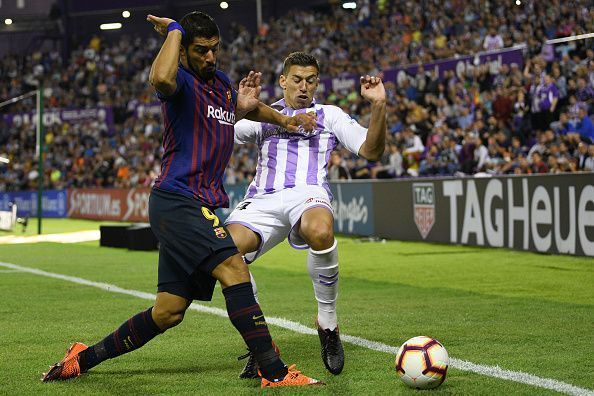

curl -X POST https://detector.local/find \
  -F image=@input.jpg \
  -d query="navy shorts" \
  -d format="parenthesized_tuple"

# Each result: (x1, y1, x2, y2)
(149, 188, 238, 301)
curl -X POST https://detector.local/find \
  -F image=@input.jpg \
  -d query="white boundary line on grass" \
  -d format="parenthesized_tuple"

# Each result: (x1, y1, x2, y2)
(2, 261, 592, 396)
(0, 230, 100, 245)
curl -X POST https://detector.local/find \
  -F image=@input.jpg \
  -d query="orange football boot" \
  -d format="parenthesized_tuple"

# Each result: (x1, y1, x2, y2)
(260, 364, 324, 388)
(42, 342, 88, 382)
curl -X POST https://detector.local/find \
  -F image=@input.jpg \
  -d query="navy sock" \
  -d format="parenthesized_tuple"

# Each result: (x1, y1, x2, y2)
(79, 307, 163, 372)
(223, 282, 287, 381)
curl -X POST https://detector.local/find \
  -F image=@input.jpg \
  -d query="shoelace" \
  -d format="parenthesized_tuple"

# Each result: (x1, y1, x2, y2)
(285, 365, 302, 379)
(237, 349, 251, 361)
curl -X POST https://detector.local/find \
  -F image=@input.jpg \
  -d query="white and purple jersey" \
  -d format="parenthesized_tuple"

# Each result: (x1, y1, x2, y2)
(234, 98, 367, 199)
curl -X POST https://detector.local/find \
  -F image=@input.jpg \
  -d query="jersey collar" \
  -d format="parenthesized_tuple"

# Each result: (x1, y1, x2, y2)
(271, 98, 317, 110)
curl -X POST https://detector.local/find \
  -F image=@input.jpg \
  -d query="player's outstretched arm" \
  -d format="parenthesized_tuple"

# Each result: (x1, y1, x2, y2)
(147, 14, 181, 97)
(236, 70, 263, 120)
(358, 75, 387, 161)
(236, 70, 317, 131)
(244, 103, 317, 132)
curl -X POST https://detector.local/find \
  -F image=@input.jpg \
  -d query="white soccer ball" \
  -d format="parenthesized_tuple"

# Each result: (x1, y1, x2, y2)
(395, 336, 449, 389)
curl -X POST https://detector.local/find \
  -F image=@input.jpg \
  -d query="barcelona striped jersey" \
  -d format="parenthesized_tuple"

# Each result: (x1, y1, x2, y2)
(154, 65, 237, 208)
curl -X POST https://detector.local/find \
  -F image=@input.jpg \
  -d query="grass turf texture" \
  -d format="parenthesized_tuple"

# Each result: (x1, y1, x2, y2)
(0, 226, 592, 395)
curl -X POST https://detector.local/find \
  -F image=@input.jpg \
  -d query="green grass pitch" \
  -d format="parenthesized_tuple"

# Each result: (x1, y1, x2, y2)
(0, 219, 592, 395)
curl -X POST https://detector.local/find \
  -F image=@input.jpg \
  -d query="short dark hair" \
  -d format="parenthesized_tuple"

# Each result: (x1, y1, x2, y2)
(282, 52, 320, 76)
(179, 11, 220, 47)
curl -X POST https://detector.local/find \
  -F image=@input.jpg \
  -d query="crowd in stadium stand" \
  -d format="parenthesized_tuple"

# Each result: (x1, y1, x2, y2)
(0, 0, 593, 192)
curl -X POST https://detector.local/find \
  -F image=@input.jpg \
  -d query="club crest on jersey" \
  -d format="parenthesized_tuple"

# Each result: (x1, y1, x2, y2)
(226, 90, 232, 102)
(412, 183, 435, 239)
(207, 105, 235, 126)
(214, 227, 227, 239)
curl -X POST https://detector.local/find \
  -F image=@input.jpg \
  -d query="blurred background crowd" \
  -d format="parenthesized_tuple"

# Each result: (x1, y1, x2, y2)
(0, 0, 593, 192)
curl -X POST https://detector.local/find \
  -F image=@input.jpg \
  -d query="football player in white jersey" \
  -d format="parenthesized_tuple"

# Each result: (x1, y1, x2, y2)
(227, 52, 386, 377)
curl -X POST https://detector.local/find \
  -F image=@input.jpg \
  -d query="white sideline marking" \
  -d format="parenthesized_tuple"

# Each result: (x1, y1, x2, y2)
(1, 261, 592, 396)
(0, 230, 100, 245)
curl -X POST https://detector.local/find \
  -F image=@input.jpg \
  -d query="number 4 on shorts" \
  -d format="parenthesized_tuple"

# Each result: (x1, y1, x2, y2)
(236, 201, 252, 211)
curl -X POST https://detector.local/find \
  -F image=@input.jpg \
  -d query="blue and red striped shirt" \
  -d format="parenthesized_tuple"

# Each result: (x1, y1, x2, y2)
(154, 65, 237, 208)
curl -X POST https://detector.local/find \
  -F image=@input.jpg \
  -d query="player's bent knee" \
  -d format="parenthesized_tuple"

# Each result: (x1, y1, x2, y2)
(303, 225, 334, 250)
(212, 254, 250, 288)
(152, 306, 185, 329)
(227, 224, 260, 254)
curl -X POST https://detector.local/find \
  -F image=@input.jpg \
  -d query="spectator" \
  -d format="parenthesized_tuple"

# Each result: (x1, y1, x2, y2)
(1, 0, 593, 189)
(401, 127, 424, 176)
(371, 143, 403, 179)
(576, 142, 590, 170)
(575, 77, 594, 105)
(492, 87, 513, 124)
(584, 145, 594, 171)
(483, 27, 504, 51)
(576, 105, 594, 143)
(328, 151, 351, 181)
(350, 157, 371, 179)
(530, 152, 549, 174)
(535, 74, 559, 131)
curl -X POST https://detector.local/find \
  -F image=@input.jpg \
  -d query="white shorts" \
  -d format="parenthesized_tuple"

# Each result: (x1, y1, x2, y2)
(225, 185, 333, 263)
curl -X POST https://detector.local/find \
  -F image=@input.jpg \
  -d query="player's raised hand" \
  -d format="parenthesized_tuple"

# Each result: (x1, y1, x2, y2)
(285, 112, 318, 132)
(147, 14, 176, 37)
(237, 71, 263, 115)
(360, 75, 386, 105)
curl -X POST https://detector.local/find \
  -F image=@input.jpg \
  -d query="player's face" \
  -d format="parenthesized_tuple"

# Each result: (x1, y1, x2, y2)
(280, 65, 319, 109)
(182, 36, 220, 81)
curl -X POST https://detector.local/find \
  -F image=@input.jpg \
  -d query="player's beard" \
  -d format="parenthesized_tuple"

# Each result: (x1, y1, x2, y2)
(190, 60, 216, 81)
(200, 64, 217, 81)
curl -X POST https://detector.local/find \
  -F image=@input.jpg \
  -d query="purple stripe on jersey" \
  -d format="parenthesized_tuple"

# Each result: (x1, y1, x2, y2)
(283, 108, 298, 188)
(156, 103, 174, 188)
(316, 106, 326, 131)
(204, 144, 217, 206)
(211, 110, 223, 205)
(246, 146, 264, 198)
(246, 186, 257, 199)
(246, 181, 258, 199)
(215, 78, 234, 207)
(306, 133, 320, 184)
(195, 85, 207, 201)
(213, 81, 227, 206)
(324, 133, 337, 172)
(261, 122, 276, 131)
(201, 94, 216, 205)
(306, 106, 326, 184)
(264, 138, 279, 193)
(189, 79, 200, 192)
(284, 139, 299, 188)
(322, 181, 334, 201)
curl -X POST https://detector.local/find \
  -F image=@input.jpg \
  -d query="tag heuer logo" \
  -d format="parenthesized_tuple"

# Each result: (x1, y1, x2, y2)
(412, 183, 435, 239)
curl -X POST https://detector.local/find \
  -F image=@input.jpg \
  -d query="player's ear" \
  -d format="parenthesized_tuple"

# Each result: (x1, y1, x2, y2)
(279, 74, 287, 90)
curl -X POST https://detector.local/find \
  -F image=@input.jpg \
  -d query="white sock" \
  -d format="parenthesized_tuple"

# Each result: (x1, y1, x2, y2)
(307, 239, 339, 331)
(249, 271, 259, 304)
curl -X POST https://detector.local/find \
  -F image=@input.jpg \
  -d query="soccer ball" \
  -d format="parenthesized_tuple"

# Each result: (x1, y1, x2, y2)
(395, 336, 449, 389)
